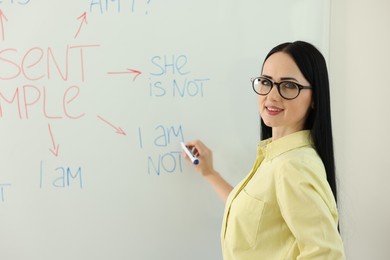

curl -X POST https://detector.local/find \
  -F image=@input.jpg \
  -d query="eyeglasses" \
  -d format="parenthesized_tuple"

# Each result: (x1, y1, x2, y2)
(251, 76, 312, 100)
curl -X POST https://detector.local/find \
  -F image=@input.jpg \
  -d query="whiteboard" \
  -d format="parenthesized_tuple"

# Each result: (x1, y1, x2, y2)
(0, 1, 329, 259)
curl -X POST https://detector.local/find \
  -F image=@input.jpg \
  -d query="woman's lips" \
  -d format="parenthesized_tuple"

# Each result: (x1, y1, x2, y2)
(266, 106, 283, 115)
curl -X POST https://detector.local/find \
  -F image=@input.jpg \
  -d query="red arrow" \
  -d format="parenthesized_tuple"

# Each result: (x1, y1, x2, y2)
(97, 115, 126, 136)
(48, 124, 60, 157)
(0, 9, 8, 41)
(74, 11, 88, 39)
(107, 68, 142, 81)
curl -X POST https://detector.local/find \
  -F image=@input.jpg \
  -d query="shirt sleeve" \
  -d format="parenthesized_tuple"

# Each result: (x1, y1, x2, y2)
(275, 157, 346, 260)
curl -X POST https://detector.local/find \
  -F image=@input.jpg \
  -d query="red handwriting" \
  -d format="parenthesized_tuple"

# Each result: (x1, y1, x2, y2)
(0, 44, 100, 82)
(107, 68, 142, 81)
(0, 10, 7, 41)
(0, 84, 86, 119)
(97, 115, 126, 135)
(74, 12, 88, 39)
(0, 44, 99, 120)
(48, 124, 60, 157)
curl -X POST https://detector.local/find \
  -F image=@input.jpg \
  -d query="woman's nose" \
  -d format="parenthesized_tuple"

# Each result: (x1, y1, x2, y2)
(267, 84, 281, 101)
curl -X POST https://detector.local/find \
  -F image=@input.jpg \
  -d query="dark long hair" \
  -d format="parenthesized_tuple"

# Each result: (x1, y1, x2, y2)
(260, 41, 337, 203)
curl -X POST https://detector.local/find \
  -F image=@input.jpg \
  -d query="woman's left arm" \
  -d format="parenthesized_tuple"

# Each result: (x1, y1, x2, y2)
(275, 161, 346, 260)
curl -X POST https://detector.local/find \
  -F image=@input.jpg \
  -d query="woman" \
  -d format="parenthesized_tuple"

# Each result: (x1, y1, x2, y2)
(183, 41, 346, 259)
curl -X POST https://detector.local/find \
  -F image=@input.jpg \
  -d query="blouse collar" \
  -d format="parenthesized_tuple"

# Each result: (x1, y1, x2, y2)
(257, 130, 313, 161)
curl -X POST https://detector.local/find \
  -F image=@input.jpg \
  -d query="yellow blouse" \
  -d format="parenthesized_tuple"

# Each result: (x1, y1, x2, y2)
(221, 130, 345, 259)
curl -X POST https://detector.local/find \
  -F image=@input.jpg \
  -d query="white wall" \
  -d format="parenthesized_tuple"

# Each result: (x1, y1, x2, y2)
(330, 0, 390, 259)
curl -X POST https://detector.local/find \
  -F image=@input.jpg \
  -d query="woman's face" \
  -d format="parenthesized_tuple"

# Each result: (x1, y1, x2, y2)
(259, 52, 313, 139)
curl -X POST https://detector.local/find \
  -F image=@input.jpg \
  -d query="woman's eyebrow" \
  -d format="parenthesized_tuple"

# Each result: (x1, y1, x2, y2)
(261, 74, 273, 79)
(262, 75, 299, 82)
(280, 77, 298, 81)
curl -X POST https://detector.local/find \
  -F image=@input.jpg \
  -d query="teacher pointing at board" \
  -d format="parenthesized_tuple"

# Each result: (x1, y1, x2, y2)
(183, 41, 345, 259)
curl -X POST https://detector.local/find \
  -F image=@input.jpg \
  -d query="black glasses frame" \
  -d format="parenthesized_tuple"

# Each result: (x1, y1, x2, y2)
(251, 76, 312, 100)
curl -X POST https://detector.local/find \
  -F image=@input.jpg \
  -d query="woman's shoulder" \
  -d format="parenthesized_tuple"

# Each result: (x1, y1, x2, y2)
(275, 145, 327, 185)
(274, 146, 337, 208)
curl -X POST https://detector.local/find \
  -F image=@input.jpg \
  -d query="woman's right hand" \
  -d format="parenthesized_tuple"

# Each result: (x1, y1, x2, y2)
(182, 140, 233, 202)
(182, 140, 215, 177)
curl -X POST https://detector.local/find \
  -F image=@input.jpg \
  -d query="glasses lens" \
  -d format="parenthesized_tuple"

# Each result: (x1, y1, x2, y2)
(253, 77, 272, 95)
(279, 82, 299, 99)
